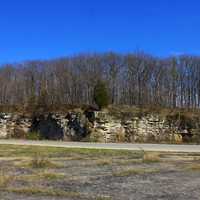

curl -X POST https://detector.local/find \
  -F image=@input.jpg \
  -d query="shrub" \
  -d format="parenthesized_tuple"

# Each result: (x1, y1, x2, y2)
(26, 131, 42, 140)
(12, 126, 27, 139)
(93, 80, 109, 110)
(191, 134, 200, 144)
(89, 131, 105, 142)
(115, 128, 126, 143)
(30, 153, 54, 168)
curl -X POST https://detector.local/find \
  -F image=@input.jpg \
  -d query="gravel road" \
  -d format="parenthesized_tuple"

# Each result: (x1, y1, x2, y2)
(0, 139, 199, 152)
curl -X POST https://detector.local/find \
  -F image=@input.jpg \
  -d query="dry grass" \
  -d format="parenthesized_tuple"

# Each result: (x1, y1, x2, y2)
(95, 159, 112, 166)
(114, 159, 141, 165)
(40, 172, 66, 180)
(29, 153, 61, 169)
(186, 163, 200, 171)
(95, 196, 112, 200)
(4, 186, 112, 200)
(193, 156, 200, 161)
(1, 144, 200, 200)
(18, 172, 66, 182)
(113, 168, 159, 177)
(0, 170, 14, 188)
(142, 152, 161, 163)
(5, 187, 81, 198)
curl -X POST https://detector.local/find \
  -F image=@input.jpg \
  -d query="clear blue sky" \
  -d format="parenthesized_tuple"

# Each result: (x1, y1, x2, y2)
(0, 0, 200, 63)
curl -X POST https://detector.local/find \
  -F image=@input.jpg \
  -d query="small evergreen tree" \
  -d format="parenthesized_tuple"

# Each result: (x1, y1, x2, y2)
(93, 80, 109, 110)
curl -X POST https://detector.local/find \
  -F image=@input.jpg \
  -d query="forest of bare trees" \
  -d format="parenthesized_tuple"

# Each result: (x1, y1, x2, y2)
(1, 52, 200, 109)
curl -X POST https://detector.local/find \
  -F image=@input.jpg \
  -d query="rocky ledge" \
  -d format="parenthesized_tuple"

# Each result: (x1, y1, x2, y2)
(0, 109, 199, 143)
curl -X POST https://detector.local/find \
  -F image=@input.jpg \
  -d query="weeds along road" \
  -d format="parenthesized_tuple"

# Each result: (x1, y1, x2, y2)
(0, 139, 200, 153)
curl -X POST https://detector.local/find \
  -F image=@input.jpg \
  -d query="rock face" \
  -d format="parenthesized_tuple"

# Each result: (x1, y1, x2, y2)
(30, 112, 89, 141)
(0, 110, 199, 143)
(0, 113, 32, 139)
(30, 114, 64, 140)
(90, 112, 183, 143)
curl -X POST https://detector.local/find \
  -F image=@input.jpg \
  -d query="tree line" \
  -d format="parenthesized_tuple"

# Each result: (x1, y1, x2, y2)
(0, 52, 200, 109)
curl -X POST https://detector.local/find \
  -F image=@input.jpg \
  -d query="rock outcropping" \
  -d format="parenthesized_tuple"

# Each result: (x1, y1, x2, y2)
(91, 112, 183, 143)
(0, 110, 199, 143)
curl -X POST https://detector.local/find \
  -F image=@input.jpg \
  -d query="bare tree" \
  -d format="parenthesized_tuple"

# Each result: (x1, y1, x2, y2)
(0, 53, 200, 110)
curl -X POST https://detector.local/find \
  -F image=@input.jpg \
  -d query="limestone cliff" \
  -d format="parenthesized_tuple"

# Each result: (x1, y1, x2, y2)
(0, 109, 199, 143)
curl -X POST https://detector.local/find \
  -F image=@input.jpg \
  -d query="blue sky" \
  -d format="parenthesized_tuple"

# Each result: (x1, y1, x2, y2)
(0, 0, 200, 63)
